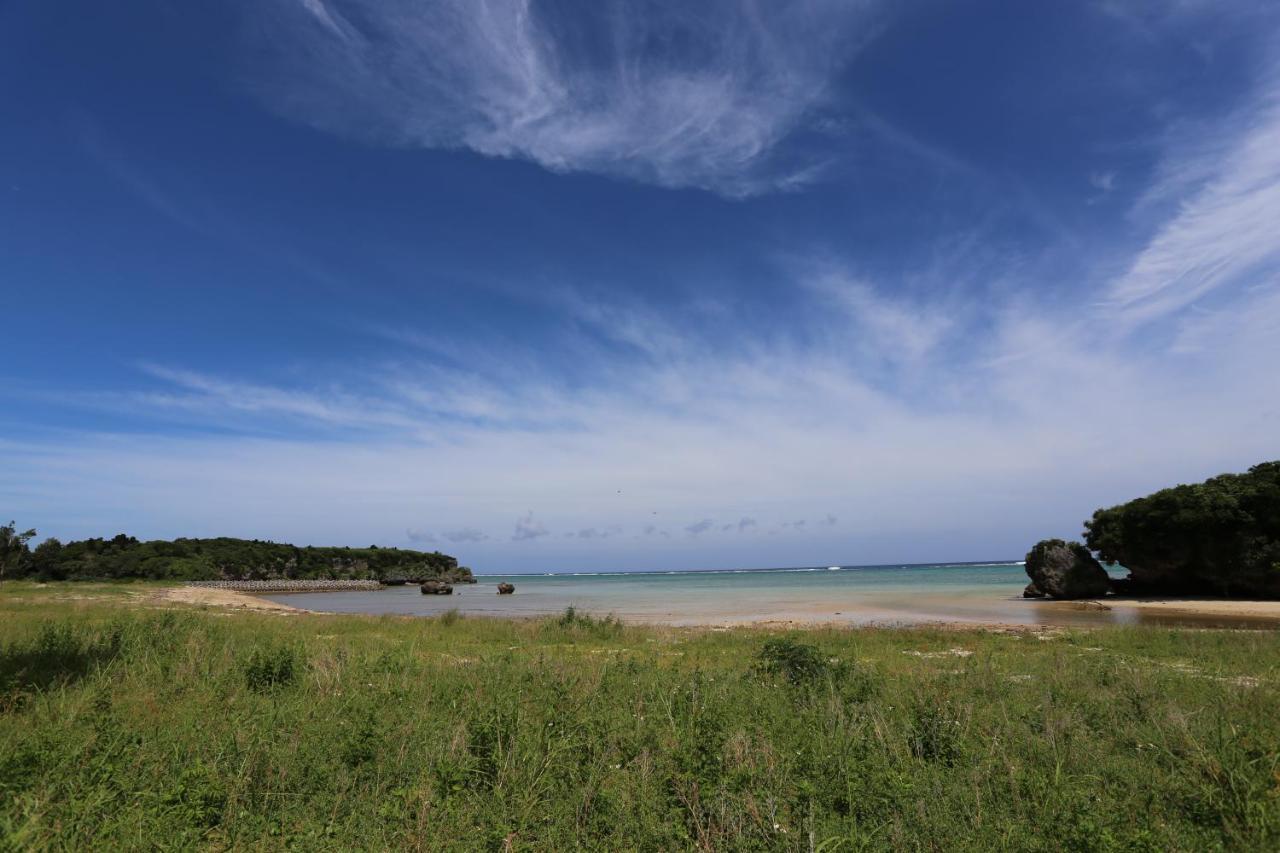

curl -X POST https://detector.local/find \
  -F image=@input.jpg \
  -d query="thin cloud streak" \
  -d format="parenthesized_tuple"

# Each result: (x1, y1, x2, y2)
(1106, 57, 1280, 325)
(244, 0, 879, 196)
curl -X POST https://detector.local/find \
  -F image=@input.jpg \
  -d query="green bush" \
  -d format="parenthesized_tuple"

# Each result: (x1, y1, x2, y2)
(241, 644, 300, 692)
(755, 636, 830, 685)
(0, 621, 134, 706)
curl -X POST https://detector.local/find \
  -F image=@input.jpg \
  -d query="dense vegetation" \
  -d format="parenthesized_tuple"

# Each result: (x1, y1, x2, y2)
(0, 524, 470, 583)
(1085, 461, 1280, 598)
(2, 586, 1278, 849)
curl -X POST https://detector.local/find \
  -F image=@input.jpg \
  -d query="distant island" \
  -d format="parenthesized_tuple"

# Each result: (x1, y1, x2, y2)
(0, 531, 472, 585)
(1025, 460, 1280, 600)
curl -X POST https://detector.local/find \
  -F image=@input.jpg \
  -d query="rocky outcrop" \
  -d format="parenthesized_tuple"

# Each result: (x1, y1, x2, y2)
(420, 581, 453, 595)
(1024, 539, 1112, 600)
(496, 582, 515, 595)
(408, 569, 476, 585)
(1022, 582, 1046, 598)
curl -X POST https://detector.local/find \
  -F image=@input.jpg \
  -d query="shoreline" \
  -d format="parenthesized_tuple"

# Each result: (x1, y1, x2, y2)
(151, 584, 1280, 630)
(9, 582, 1277, 630)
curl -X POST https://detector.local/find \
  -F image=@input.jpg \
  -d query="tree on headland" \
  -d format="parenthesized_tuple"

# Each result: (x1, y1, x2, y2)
(0, 521, 36, 582)
(1084, 461, 1280, 598)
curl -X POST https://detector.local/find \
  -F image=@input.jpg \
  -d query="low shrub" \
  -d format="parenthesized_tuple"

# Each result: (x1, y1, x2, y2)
(549, 606, 623, 640)
(754, 636, 830, 685)
(241, 643, 300, 692)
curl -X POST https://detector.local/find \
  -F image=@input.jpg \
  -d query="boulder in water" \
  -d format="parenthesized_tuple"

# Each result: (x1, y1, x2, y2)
(420, 581, 453, 595)
(496, 582, 515, 595)
(1024, 539, 1112, 600)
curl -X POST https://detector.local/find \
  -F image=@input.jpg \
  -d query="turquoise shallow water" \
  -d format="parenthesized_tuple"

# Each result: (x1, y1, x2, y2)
(261, 561, 1277, 628)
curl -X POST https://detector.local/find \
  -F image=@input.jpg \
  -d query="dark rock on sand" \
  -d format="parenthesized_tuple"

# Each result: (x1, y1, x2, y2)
(1024, 539, 1112, 600)
(1022, 582, 1046, 598)
(420, 581, 453, 595)
(496, 582, 515, 595)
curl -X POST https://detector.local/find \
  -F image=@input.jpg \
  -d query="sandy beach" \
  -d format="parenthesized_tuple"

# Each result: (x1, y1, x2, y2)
(1096, 597, 1280, 620)
(152, 585, 303, 614)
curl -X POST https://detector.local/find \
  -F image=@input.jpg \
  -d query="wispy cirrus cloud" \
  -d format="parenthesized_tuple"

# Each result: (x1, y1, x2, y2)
(10, 231, 1275, 570)
(1106, 53, 1280, 325)
(242, 0, 879, 196)
(134, 364, 420, 431)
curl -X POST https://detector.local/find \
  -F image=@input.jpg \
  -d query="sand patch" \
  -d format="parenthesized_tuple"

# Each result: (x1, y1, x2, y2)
(152, 586, 302, 613)
(1101, 598, 1280, 620)
(904, 648, 974, 659)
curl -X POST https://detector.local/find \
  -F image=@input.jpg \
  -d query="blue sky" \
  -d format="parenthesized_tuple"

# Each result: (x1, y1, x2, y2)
(2, 0, 1278, 572)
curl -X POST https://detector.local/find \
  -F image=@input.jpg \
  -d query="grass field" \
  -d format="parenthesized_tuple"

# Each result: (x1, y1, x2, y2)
(2, 584, 1279, 851)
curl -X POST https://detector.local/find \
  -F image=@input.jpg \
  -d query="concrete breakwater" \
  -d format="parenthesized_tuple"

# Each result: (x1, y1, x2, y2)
(185, 580, 384, 593)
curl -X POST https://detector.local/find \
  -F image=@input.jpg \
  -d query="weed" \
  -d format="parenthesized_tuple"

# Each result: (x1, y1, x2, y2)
(906, 697, 962, 766)
(755, 636, 830, 685)
(550, 606, 624, 640)
(241, 643, 300, 692)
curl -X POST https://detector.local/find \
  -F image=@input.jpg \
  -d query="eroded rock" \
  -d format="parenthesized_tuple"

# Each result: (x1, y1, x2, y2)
(1024, 539, 1112, 600)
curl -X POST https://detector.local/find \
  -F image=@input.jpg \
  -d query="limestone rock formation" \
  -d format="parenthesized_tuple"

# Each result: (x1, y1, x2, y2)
(1024, 539, 1112, 600)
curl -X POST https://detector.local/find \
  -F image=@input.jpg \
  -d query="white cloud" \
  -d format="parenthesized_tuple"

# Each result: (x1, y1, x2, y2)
(1106, 59, 1280, 325)
(805, 269, 955, 367)
(242, 0, 877, 195)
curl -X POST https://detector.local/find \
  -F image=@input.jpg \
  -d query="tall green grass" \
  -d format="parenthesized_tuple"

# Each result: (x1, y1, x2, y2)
(1, 592, 1278, 850)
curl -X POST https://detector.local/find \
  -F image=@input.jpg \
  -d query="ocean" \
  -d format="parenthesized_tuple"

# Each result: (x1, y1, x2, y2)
(259, 560, 1266, 628)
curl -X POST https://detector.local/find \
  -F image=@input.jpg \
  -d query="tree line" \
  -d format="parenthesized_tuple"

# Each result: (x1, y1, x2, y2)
(0, 527, 471, 583)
